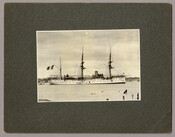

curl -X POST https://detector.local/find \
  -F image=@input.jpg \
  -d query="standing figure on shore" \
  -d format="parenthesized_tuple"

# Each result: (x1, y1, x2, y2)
(132, 94, 134, 99)
(137, 93, 139, 100)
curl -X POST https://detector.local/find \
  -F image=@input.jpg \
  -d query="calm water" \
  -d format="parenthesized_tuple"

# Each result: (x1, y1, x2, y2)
(38, 82, 141, 102)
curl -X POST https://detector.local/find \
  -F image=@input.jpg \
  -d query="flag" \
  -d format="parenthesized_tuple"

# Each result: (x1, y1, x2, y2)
(51, 65, 54, 69)
(46, 66, 50, 70)
(123, 89, 127, 94)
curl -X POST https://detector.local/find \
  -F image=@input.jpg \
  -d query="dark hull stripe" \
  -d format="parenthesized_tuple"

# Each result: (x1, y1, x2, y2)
(50, 82, 125, 85)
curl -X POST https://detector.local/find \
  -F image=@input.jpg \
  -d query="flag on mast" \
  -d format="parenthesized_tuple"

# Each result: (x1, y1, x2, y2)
(46, 66, 50, 70)
(46, 65, 54, 70)
(51, 65, 54, 69)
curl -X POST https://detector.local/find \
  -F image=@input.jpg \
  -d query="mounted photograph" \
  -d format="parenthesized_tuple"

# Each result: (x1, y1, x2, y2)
(37, 29, 140, 102)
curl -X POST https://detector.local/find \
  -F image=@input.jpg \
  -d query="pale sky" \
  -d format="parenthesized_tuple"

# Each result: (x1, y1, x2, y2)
(37, 29, 140, 78)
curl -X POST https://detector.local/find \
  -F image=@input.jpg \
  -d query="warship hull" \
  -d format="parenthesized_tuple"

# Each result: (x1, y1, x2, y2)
(50, 77, 125, 85)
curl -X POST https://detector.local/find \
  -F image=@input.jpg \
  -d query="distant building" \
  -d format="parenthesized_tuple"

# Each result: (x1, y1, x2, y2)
(126, 77, 140, 82)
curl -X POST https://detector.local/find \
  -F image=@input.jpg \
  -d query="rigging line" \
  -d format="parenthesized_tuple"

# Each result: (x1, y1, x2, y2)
(110, 62, 125, 72)
(113, 64, 131, 75)
(113, 69, 123, 75)
(112, 65, 124, 73)
(102, 63, 122, 75)
(113, 67, 130, 76)
(112, 61, 130, 74)
(114, 69, 121, 73)
(101, 61, 123, 74)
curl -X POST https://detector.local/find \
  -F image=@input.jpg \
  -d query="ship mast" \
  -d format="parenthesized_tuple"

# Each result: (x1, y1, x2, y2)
(108, 46, 113, 79)
(60, 57, 62, 80)
(81, 46, 85, 79)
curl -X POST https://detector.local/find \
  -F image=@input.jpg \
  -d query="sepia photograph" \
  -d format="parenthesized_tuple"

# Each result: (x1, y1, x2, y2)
(37, 29, 140, 102)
